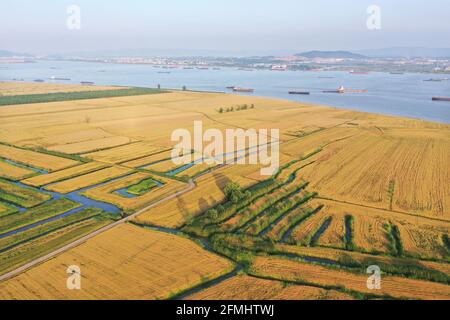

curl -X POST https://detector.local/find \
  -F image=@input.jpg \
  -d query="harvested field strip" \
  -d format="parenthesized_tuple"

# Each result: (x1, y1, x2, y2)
(282, 205, 324, 243)
(0, 207, 106, 252)
(395, 221, 448, 260)
(210, 234, 450, 285)
(85, 142, 164, 164)
(274, 245, 450, 284)
(22, 162, 110, 188)
(0, 224, 234, 299)
(0, 217, 111, 276)
(0, 198, 81, 236)
(246, 190, 315, 237)
(0, 160, 35, 180)
(0, 202, 19, 218)
(218, 180, 307, 233)
(200, 179, 283, 228)
(48, 136, 134, 155)
(250, 256, 450, 300)
(309, 217, 333, 246)
(0, 144, 79, 172)
(177, 163, 218, 178)
(46, 166, 131, 194)
(0, 87, 165, 106)
(121, 150, 173, 168)
(259, 199, 312, 238)
(264, 205, 314, 241)
(185, 274, 354, 300)
(0, 179, 52, 208)
(316, 213, 346, 249)
(238, 184, 310, 233)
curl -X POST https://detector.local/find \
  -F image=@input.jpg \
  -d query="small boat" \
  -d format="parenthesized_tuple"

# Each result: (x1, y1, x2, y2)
(183, 67, 194, 70)
(33, 79, 44, 83)
(323, 86, 367, 94)
(212, 67, 221, 70)
(323, 86, 345, 93)
(226, 86, 235, 90)
(232, 87, 255, 93)
(289, 91, 310, 95)
(81, 81, 95, 85)
(49, 76, 71, 81)
(197, 67, 209, 70)
(424, 78, 448, 82)
(157, 71, 171, 74)
(390, 72, 404, 75)
(318, 76, 335, 79)
(432, 97, 450, 102)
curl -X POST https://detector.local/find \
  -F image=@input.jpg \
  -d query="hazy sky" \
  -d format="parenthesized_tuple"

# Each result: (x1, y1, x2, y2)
(1, 0, 450, 55)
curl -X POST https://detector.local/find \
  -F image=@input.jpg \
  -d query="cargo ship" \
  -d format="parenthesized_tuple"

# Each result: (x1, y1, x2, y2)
(432, 97, 450, 102)
(424, 78, 448, 82)
(323, 86, 367, 94)
(350, 71, 369, 75)
(232, 87, 255, 93)
(49, 76, 71, 80)
(289, 91, 310, 95)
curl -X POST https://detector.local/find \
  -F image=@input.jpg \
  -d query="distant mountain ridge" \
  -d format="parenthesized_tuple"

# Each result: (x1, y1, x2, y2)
(295, 50, 366, 59)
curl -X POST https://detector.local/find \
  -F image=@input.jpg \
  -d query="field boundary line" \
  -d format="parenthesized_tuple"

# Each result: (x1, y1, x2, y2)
(316, 196, 450, 224)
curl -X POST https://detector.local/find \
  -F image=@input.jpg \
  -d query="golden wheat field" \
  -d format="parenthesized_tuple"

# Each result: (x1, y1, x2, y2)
(0, 144, 79, 171)
(0, 160, 35, 180)
(0, 81, 123, 96)
(45, 166, 131, 194)
(0, 82, 449, 300)
(251, 256, 450, 300)
(0, 224, 233, 300)
(22, 162, 109, 187)
(186, 275, 353, 300)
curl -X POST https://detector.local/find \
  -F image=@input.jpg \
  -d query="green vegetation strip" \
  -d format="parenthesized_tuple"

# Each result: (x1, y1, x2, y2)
(210, 233, 450, 285)
(386, 223, 404, 257)
(0, 198, 81, 235)
(0, 207, 107, 252)
(0, 218, 111, 275)
(0, 87, 166, 106)
(0, 178, 52, 208)
(345, 215, 356, 251)
(127, 178, 159, 196)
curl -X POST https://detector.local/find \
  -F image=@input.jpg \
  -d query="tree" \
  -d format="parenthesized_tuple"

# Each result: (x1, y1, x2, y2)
(224, 182, 249, 204)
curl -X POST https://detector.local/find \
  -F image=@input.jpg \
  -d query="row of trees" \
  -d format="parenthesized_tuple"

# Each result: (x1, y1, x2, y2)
(218, 104, 255, 113)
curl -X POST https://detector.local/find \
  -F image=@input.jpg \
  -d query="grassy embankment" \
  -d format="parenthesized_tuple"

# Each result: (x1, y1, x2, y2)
(0, 87, 166, 106)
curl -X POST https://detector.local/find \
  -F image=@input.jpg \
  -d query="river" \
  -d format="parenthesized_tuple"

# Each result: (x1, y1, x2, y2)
(1, 60, 449, 124)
